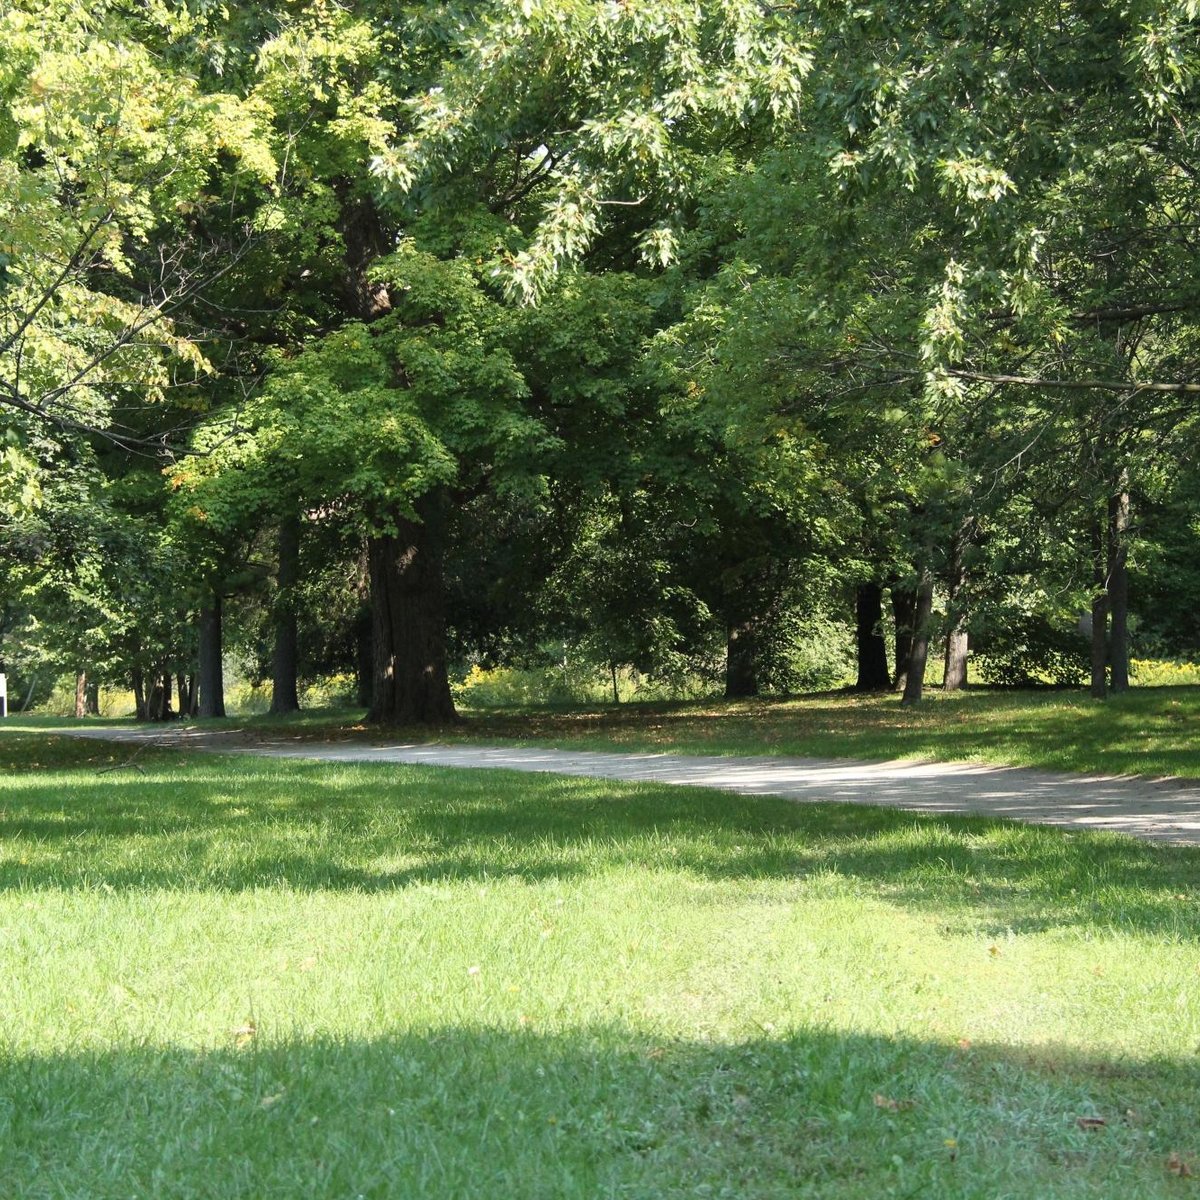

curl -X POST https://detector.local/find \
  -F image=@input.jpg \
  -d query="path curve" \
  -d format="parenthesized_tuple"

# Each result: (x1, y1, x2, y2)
(63, 725, 1200, 845)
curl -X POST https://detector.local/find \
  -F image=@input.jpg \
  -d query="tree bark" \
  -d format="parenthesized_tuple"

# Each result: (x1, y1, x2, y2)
(269, 513, 302, 715)
(338, 192, 392, 320)
(891, 586, 918, 692)
(147, 671, 173, 722)
(1090, 593, 1109, 699)
(355, 608, 374, 709)
(198, 592, 227, 719)
(942, 520, 971, 692)
(943, 629, 969, 691)
(724, 620, 760, 698)
(1108, 488, 1130, 692)
(853, 583, 891, 691)
(131, 668, 147, 721)
(1090, 516, 1108, 699)
(900, 573, 935, 706)
(177, 673, 196, 718)
(74, 672, 87, 719)
(366, 497, 457, 725)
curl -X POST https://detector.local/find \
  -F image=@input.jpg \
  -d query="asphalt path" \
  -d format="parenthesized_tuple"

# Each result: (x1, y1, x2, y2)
(62, 725, 1200, 845)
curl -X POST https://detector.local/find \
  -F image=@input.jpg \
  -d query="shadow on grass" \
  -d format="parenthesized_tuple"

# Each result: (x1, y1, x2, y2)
(1, 757, 1198, 941)
(1, 1023, 1193, 1199)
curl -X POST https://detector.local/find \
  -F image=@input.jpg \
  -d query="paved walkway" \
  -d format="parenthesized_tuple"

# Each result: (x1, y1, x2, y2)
(63, 725, 1200, 845)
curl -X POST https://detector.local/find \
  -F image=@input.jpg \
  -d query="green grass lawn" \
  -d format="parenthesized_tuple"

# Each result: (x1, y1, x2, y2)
(2, 727, 1199, 1197)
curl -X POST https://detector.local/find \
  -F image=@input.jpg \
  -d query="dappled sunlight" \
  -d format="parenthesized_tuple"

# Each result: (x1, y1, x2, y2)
(1, 757, 1198, 944)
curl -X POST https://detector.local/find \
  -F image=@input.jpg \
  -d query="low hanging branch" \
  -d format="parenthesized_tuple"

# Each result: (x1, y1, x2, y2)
(947, 369, 1200, 394)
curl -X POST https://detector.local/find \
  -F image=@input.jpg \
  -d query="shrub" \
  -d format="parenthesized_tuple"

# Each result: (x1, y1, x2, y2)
(1128, 658, 1200, 686)
(974, 614, 1090, 686)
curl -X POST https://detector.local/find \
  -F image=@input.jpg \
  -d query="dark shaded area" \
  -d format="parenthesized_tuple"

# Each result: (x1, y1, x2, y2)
(853, 582, 891, 691)
(0, 1024, 1191, 1199)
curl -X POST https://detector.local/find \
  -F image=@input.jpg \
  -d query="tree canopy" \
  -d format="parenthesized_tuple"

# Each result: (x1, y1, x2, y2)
(2, 0, 1197, 719)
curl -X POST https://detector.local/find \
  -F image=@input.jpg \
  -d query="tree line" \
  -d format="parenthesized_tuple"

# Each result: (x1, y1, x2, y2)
(1, 0, 1197, 722)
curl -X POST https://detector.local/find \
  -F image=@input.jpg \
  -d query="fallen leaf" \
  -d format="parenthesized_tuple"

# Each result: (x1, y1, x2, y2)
(232, 1021, 257, 1048)
(988, 945, 1001, 958)
(873, 1093, 917, 1112)
(955, 1038, 972, 1052)
(259, 1091, 284, 1109)
(1167, 1153, 1193, 1177)
(1076, 1116, 1106, 1131)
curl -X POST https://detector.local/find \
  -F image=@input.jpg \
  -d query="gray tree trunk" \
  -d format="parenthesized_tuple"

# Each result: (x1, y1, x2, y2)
(1090, 516, 1108, 699)
(198, 593, 226, 719)
(132, 668, 147, 721)
(900, 573, 935, 707)
(269, 513, 301, 715)
(1108, 489, 1130, 692)
(943, 629, 969, 692)
(942, 518, 972, 691)
(891, 586, 917, 692)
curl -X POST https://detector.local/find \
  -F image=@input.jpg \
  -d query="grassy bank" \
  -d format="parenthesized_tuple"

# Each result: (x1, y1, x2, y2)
(1, 727, 1199, 1197)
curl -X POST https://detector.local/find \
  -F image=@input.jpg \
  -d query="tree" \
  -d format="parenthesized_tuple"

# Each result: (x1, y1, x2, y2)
(0, 0, 274, 453)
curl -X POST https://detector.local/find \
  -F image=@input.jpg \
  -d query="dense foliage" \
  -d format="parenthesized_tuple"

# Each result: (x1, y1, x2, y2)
(1, 0, 1197, 718)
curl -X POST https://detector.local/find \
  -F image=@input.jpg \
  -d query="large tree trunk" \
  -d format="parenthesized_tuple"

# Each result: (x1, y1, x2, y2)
(900, 573, 935, 707)
(891, 586, 918, 692)
(853, 582, 891, 691)
(366, 497, 457, 726)
(198, 592, 227, 719)
(74, 671, 87, 719)
(724, 620, 759, 698)
(270, 513, 301, 715)
(1108, 488, 1130, 692)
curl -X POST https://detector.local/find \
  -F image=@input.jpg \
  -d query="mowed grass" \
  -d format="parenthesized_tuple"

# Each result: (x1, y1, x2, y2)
(2, 730, 1200, 1197)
